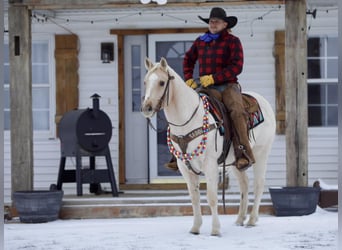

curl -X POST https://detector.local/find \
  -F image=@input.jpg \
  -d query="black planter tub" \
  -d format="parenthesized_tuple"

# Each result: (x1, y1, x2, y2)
(13, 190, 63, 223)
(269, 187, 320, 216)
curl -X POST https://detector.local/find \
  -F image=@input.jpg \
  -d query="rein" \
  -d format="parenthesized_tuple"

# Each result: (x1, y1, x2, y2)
(167, 95, 219, 175)
(168, 96, 201, 127)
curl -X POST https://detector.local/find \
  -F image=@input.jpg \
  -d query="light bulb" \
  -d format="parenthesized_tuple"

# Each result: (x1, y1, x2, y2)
(156, 0, 167, 4)
(140, 0, 151, 4)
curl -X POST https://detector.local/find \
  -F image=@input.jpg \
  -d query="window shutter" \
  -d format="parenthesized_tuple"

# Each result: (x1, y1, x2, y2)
(55, 34, 79, 133)
(274, 30, 286, 134)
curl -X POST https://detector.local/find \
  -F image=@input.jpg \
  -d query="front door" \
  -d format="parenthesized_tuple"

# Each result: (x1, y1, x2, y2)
(148, 34, 200, 183)
(123, 33, 200, 184)
(124, 35, 149, 184)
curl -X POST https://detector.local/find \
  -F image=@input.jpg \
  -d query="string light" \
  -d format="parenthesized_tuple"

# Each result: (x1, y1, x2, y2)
(140, 0, 167, 5)
(29, 5, 337, 36)
(31, 6, 282, 25)
(248, 5, 282, 37)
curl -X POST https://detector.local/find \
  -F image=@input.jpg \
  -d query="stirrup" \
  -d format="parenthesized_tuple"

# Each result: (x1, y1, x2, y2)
(235, 145, 254, 171)
(236, 158, 252, 171)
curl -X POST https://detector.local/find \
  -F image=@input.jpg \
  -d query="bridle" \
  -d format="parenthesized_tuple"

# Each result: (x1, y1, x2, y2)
(153, 71, 174, 115)
(146, 70, 201, 130)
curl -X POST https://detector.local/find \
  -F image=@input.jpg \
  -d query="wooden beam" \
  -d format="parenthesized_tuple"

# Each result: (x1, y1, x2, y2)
(110, 28, 207, 36)
(274, 30, 285, 135)
(285, 0, 308, 187)
(11, 0, 284, 10)
(117, 34, 125, 184)
(8, 5, 34, 193)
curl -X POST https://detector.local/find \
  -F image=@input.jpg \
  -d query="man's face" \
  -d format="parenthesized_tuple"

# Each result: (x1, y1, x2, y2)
(208, 18, 228, 34)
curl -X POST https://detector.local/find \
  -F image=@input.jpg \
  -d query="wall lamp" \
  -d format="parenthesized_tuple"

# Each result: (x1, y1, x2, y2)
(140, 0, 167, 5)
(306, 9, 317, 19)
(101, 42, 114, 63)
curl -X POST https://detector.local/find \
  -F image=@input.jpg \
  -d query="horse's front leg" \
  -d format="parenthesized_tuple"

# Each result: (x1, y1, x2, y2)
(180, 165, 202, 234)
(232, 168, 249, 226)
(205, 163, 221, 236)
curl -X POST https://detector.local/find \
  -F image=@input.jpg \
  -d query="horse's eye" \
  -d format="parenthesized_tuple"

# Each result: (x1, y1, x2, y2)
(159, 81, 165, 86)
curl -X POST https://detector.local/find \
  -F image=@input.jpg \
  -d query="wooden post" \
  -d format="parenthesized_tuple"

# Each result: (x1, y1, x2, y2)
(338, 0, 342, 238)
(8, 5, 34, 192)
(285, 0, 308, 187)
(274, 30, 286, 134)
(1, 0, 4, 244)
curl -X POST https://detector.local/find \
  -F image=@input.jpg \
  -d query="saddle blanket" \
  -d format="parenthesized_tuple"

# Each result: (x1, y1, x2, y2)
(205, 93, 264, 131)
(243, 94, 264, 129)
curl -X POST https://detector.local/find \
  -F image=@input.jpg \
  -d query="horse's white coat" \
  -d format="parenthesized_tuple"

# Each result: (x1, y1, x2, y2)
(141, 58, 276, 236)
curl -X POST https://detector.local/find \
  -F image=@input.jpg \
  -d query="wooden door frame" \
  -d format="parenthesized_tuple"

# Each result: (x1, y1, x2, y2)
(110, 28, 206, 184)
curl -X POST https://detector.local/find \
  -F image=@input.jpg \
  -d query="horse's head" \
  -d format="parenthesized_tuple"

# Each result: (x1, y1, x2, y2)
(141, 57, 173, 118)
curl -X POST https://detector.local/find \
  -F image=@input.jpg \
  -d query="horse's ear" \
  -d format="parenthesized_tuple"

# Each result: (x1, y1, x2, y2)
(145, 57, 154, 70)
(160, 57, 168, 71)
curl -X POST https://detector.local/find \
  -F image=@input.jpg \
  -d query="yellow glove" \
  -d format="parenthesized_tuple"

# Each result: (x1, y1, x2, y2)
(185, 79, 198, 89)
(200, 74, 214, 87)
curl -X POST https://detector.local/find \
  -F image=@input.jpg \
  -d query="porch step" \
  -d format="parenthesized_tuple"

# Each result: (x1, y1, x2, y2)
(59, 190, 275, 219)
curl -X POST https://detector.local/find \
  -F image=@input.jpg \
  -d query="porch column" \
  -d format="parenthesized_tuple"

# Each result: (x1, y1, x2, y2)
(1, 0, 4, 245)
(8, 5, 34, 193)
(285, 0, 308, 187)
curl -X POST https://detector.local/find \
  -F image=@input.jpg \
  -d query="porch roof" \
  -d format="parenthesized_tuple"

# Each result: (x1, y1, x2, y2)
(9, 0, 284, 10)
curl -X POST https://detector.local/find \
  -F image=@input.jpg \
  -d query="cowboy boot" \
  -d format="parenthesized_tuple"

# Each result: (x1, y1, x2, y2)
(222, 84, 255, 171)
(164, 155, 179, 171)
(231, 122, 255, 171)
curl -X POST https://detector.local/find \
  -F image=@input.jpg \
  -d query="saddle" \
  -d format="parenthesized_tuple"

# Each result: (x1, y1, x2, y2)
(198, 89, 264, 165)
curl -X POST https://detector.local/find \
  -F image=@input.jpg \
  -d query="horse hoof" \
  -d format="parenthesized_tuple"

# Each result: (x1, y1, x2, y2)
(235, 222, 244, 226)
(247, 217, 258, 227)
(190, 227, 200, 235)
(211, 231, 221, 237)
(246, 221, 257, 227)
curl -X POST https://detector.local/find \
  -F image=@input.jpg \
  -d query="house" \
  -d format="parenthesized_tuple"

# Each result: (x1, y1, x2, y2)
(3, 0, 339, 205)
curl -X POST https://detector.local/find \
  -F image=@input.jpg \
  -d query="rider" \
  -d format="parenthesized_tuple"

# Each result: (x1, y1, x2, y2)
(165, 7, 255, 172)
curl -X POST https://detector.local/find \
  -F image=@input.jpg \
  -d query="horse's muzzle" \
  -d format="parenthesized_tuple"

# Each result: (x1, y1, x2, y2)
(141, 100, 155, 118)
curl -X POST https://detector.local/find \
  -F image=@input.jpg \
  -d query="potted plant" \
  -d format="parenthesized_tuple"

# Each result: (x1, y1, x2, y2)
(269, 186, 320, 216)
(13, 185, 63, 223)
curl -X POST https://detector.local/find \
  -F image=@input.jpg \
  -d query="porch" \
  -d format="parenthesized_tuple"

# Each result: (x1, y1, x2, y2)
(7, 184, 274, 220)
(58, 184, 275, 219)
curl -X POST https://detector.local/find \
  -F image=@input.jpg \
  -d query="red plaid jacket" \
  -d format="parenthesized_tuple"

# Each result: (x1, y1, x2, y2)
(183, 30, 243, 84)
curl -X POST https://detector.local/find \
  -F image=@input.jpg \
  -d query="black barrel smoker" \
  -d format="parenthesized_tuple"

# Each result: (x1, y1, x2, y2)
(57, 94, 118, 196)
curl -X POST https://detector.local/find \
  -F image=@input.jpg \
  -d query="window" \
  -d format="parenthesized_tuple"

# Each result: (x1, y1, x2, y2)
(131, 45, 142, 112)
(3, 38, 53, 133)
(307, 37, 338, 127)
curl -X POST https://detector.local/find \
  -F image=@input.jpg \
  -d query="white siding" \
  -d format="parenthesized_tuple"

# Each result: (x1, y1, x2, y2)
(4, 5, 338, 203)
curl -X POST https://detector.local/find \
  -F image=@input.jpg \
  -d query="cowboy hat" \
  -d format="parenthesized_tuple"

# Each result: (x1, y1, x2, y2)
(198, 7, 238, 29)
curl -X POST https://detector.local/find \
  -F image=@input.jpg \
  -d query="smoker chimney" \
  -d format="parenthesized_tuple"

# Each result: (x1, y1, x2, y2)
(91, 93, 101, 118)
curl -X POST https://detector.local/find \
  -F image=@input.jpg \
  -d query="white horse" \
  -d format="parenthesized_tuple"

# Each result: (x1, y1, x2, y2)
(141, 57, 276, 236)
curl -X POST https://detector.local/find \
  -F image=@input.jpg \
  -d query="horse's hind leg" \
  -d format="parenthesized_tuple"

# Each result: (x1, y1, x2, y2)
(232, 168, 249, 226)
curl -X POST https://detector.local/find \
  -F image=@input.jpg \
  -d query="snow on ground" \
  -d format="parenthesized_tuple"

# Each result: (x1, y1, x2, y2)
(5, 207, 337, 250)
